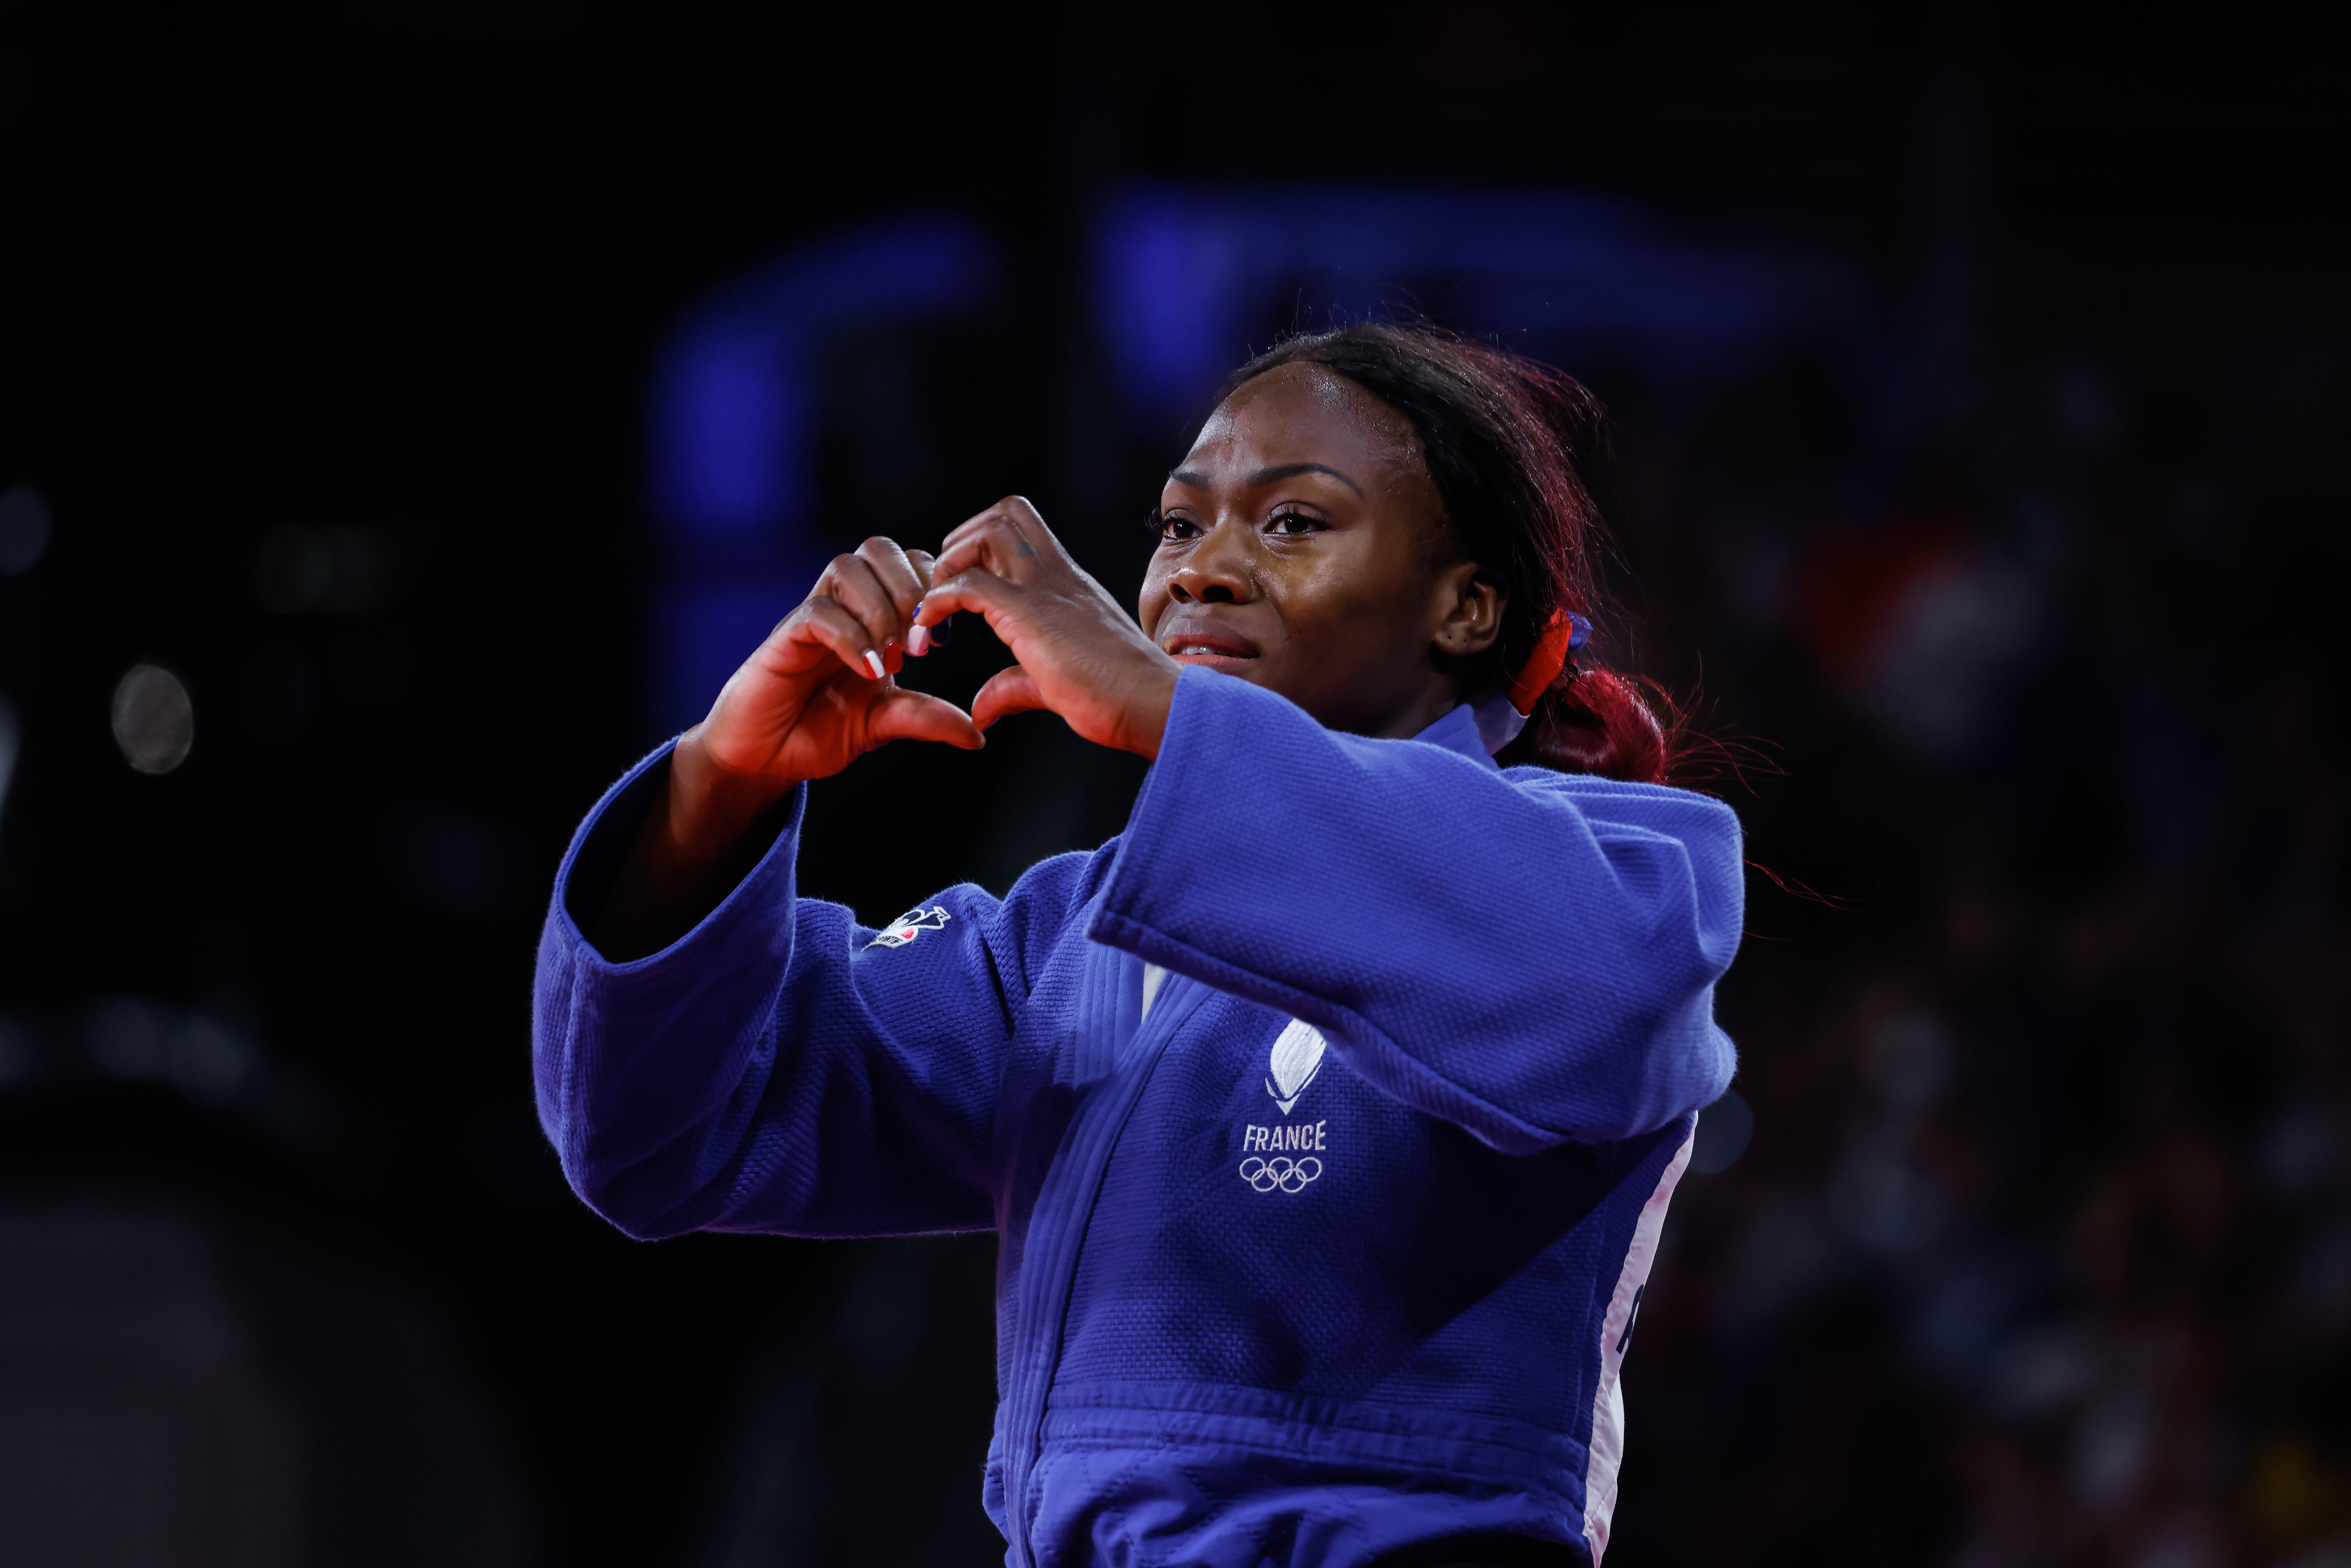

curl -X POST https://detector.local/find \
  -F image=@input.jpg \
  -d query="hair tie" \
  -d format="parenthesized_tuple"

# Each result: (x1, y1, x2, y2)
(1503, 609, 1591, 717)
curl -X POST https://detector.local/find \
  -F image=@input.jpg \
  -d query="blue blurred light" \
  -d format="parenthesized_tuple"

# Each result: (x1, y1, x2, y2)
(647, 214, 996, 732)
(657, 336, 807, 536)
(646, 197, 1865, 733)
(1091, 186, 1870, 427)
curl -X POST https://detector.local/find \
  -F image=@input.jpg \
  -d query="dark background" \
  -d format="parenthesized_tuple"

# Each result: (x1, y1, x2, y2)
(0, 3, 2345, 1565)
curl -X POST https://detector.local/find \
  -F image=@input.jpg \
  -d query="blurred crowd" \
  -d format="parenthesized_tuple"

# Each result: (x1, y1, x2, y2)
(1604, 279, 2351, 1568)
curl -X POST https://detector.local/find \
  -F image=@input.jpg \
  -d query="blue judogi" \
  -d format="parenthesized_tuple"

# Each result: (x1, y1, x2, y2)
(534, 667, 1744, 1566)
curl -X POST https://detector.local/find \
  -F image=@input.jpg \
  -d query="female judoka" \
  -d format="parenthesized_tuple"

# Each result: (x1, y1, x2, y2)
(535, 322, 1745, 1567)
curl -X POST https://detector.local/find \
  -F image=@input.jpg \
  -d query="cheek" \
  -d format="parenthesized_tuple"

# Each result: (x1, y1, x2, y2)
(1136, 560, 1172, 633)
(1275, 545, 1422, 651)
(1258, 558, 1376, 664)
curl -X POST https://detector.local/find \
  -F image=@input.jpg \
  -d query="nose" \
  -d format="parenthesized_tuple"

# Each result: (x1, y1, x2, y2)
(1165, 520, 1257, 606)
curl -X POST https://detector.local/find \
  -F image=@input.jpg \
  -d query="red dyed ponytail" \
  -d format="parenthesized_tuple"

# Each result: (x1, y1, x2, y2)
(1514, 667, 1672, 783)
(1224, 321, 1684, 786)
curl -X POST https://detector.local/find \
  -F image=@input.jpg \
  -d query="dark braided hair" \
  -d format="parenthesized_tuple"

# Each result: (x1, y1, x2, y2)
(1220, 321, 1675, 783)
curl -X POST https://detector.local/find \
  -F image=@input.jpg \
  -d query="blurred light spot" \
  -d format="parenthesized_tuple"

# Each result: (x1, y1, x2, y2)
(165, 1015, 257, 1104)
(1797, 523, 2039, 760)
(252, 523, 389, 615)
(1831, 1142, 1947, 1254)
(1992, 1324, 2092, 1415)
(1911, 1257, 2031, 1377)
(2123, 1511, 2227, 1568)
(2288, 1217, 2351, 1327)
(2249, 1432, 2344, 1544)
(87, 994, 168, 1078)
(254, 523, 333, 612)
(1797, 522, 1965, 683)
(85, 996, 257, 1104)
(2262, 1102, 2334, 1195)
(2072, 1384, 2157, 1509)
(0, 484, 52, 575)
(0, 1011, 33, 1088)
(110, 663, 194, 774)
(1864, 1011, 1951, 1112)
(1691, 1087, 1754, 1174)
(1861, 556, 2038, 758)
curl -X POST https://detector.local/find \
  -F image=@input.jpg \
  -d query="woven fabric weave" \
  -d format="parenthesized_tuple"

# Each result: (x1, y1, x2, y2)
(533, 668, 1744, 1568)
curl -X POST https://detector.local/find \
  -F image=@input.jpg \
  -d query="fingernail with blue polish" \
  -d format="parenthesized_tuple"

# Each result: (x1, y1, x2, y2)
(931, 614, 954, 647)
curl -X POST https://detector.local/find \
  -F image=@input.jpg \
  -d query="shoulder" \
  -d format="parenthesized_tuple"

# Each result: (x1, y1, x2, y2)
(1500, 767, 1745, 848)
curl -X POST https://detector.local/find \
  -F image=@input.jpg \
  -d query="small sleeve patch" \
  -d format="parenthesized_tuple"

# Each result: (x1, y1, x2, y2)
(865, 906, 953, 949)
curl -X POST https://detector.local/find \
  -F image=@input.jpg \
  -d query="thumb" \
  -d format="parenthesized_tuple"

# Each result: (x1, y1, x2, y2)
(865, 688, 985, 751)
(971, 666, 1047, 732)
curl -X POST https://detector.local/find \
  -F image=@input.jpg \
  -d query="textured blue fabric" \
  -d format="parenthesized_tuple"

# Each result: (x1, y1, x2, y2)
(534, 668, 1744, 1568)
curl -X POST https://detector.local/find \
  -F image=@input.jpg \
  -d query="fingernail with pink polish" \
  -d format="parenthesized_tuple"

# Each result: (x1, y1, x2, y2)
(907, 623, 931, 657)
(862, 650, 886, 679)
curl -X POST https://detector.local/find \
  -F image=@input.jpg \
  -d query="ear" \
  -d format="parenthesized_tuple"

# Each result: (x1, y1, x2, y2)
(1429, 563, 1506, 659)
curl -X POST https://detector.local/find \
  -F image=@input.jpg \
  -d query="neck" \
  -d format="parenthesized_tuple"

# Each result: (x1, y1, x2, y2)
(1269, 667, 1464, 741)
(1358, 680, 1467, 741)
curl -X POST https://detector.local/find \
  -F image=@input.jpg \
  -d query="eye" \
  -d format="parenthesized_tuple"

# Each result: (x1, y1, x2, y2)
(1154, 509, 1201, 544)
(1265, 507, 1325, 537)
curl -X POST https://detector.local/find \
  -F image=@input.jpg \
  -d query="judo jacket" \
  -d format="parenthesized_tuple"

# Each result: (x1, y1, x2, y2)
(533, 667, 1745, 1568)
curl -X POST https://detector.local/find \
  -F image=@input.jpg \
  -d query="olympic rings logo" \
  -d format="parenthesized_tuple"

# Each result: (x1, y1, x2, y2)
(1238, 1156, 1323, 1194)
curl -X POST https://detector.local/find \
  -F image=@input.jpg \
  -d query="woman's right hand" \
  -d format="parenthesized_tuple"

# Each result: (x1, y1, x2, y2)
(684, 536, 983, 817)
(592, 537, 982, 959)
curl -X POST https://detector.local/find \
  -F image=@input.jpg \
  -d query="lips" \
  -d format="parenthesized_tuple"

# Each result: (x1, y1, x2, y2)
(1160, 625, 1262, 670)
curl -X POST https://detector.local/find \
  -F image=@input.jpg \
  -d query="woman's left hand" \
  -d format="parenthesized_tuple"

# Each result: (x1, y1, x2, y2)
(913, 497, 1181, 759)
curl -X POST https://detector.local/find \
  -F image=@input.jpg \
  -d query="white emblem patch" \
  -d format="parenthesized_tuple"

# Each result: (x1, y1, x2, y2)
(865, 906, 950, 949)
(1238, 1156, 1322, 1194)
(1265, 1018, 1326, 1115)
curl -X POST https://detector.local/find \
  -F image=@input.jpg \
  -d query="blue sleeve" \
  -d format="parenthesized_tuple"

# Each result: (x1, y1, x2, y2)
(1089, 670, 1744, 1153)
(532, 742, 1092, 1241)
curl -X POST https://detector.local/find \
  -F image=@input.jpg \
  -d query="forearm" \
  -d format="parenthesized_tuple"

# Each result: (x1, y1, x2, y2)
(534, 749, 1032, 1240)
(590, 727, 800, 962)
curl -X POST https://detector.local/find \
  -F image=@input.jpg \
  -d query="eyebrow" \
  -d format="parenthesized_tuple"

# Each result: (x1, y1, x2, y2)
(1165, 461, 1364, 497)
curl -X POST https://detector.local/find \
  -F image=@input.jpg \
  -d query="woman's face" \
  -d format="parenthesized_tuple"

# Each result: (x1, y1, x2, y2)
(1142, 362, 1503, 740)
